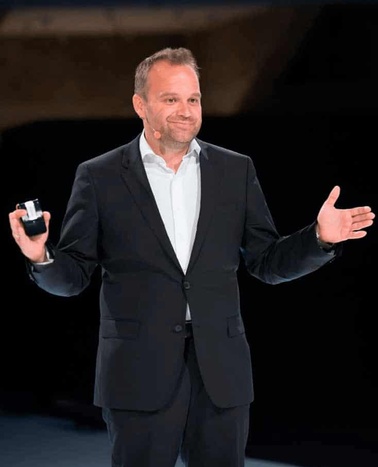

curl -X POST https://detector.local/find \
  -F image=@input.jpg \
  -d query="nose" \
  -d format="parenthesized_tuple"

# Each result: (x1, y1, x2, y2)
(176, 101, 191, 117)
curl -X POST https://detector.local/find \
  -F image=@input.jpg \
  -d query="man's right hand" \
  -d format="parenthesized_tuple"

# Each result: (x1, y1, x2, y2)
(8, 208, 51, 263)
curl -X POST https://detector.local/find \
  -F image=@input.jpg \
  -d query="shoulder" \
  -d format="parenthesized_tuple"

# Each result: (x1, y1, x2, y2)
(77, 135, 140, 173)
(196, 138, 256, 170)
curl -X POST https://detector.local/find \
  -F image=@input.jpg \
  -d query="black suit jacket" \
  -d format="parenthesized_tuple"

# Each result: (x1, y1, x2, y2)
(29, 134, 337, 411)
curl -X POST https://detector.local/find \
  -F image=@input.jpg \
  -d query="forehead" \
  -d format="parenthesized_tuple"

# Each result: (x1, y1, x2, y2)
(147, 61, 200, 93)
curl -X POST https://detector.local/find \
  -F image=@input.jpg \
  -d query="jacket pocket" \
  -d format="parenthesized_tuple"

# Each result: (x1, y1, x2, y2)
(101, 319, 140, 339)
(227, 315, 245, 337)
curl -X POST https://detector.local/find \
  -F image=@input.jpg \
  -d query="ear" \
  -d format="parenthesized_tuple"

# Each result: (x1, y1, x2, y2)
(132, 94, 145, 119)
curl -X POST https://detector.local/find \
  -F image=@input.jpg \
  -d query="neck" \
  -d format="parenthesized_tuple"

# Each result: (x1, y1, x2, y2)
(144, 132, 190, 170)
(157, 147, 187, 173)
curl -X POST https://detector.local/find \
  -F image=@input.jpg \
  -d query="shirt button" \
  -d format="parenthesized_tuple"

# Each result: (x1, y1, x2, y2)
(174, 324, 183, 333)
(183, 281, 191, 290)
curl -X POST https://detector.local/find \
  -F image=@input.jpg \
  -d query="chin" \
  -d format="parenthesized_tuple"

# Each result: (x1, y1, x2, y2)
(175, 128, 199, 141)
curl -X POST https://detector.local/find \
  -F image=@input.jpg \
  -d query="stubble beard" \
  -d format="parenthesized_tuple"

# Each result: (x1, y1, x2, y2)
(163, 122, 201, 151)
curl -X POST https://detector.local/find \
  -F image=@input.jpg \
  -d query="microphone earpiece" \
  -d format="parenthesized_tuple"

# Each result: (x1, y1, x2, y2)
(144, 117, 161, 139)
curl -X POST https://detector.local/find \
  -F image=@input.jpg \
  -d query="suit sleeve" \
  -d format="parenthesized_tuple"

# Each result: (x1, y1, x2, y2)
(240, 157, 339, 285)
(27, 162, 99, 296)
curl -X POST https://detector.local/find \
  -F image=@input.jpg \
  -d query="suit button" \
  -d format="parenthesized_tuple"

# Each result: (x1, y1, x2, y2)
(174, 324, 183, 333)
(183, 281, 191, 290)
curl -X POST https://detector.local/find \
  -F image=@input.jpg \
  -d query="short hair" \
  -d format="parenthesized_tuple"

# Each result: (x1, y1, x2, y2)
(134, 47, 200, 98)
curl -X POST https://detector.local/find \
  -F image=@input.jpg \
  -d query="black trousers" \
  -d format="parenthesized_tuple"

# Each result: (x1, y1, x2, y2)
(102, 323, 250, 467)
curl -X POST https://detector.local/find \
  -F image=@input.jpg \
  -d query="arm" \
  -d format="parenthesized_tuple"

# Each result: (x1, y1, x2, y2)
(240, 160, 375, 284)
(8, 162, 99, 296)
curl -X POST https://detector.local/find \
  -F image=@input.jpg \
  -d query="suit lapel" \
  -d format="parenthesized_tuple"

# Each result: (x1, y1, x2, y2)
(120, 136, 223, 276)
(120, 136, 182, 272)
(187, 141, 222, 273)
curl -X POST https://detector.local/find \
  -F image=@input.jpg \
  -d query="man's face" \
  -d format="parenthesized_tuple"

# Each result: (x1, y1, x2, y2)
(135, 61, 202, 150)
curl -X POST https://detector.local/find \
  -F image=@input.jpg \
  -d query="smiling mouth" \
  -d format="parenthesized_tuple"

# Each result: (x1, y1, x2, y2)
(171, 121, 194, 127)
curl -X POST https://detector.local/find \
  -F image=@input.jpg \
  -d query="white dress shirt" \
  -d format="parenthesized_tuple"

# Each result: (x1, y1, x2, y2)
(140, 132, 201, 321)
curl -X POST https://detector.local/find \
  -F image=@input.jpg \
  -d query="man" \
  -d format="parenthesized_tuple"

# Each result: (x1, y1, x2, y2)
(8, 47, 375, 467)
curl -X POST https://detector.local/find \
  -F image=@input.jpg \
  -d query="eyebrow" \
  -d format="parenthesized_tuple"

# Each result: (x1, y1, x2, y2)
(159, 92, 202, 99)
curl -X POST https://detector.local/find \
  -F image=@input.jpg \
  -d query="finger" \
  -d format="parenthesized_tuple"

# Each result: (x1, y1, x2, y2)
(43, 211, 51, 224)
(349, 230, 367, 239)
(41, 212, 51, 233)
(13, 232, 22, 241)
(11, 224, 24, 241)
(324, 185, 340, 207)
(9, 211, 22, 231)
(9, 211, 26, 240)
(9, 209, 27, 221)
(351, 219, 374, 231)
(351, 206, 375, 218)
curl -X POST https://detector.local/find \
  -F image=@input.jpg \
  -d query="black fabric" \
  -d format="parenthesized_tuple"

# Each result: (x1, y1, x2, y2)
(102, 337, 249, 467)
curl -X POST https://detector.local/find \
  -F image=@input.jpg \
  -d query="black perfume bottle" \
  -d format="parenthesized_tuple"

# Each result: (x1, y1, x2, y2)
(17, 198, 47, 236)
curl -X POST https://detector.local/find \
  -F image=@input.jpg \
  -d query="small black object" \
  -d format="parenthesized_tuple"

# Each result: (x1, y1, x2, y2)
(17, 198, 47, 236)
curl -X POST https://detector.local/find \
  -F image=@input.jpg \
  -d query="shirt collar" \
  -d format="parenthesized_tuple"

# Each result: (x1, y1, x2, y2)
(139, 130, 201, 162)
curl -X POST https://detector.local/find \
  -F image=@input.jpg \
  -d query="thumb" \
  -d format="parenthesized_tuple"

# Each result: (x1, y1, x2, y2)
(324, 185, 340, 208)
(43, 211, 51, 226)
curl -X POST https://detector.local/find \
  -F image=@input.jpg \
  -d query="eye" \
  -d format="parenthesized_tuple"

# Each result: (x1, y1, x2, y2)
(166, 97, 176, 104)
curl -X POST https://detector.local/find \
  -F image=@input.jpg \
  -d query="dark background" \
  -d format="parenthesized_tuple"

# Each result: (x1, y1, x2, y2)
(1, 3, 377, 466)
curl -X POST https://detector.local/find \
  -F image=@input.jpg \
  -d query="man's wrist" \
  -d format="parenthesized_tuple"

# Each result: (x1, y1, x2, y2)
(32, 246, 53, 264)
(315, 226, 334, 251)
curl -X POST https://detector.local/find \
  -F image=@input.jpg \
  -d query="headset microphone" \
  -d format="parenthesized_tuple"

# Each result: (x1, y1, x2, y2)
(145, 117, 161, 139)
(152, 129, 162, 139)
